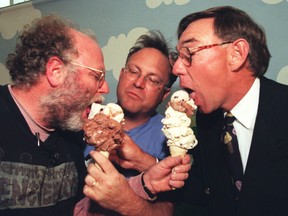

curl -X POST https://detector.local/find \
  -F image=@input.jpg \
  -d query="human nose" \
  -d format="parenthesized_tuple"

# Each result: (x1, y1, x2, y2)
(133, 75, 146, 89)
(98, 80, 109, 94)
(172, 58, 186, 77)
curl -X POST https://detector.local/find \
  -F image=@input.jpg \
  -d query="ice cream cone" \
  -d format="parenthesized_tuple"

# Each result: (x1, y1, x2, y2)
(162, 90, 198, 155)
(95, 150, 110, 170)
(84, 102, 125, 170)
(169, 145, 187, 156)
(99, 150, 109, 158)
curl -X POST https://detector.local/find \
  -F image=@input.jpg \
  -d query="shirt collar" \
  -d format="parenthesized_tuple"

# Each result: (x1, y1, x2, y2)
(231, 78, 260, 130)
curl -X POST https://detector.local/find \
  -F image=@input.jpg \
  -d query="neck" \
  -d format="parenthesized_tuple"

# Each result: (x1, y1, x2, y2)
(123, 111, 155, 131)
(223, 74, 256, 111)
(11, 85, 47, 128)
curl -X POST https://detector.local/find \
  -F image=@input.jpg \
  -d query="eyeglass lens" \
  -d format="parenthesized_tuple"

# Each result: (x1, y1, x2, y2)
(124, 67, 164, 91)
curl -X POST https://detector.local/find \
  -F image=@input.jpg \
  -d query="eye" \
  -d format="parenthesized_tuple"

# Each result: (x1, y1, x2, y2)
(94, 75, 100, 80)
(170, 52, 178, 60)
(92, 71, 103, 82)
(127, 67, 140, 76)
(148, 76, 161, 86)
(180, 49, 190, 58)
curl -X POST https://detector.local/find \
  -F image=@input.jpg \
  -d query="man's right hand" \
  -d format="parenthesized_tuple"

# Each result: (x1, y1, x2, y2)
(143, 154, 191, 194)
(109, 133, 157, 172)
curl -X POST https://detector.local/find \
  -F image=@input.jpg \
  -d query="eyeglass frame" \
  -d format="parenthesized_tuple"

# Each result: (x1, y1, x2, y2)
(122, 66, 168, 91)
(169, 41, 233, 67)
(69, 61, 105, 84)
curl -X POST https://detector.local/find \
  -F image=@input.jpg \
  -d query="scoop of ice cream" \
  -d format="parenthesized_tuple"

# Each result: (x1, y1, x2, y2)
(169, 90, 197, 117)
(162, 106, 191, 127)
(163, 127, 198, 148)
(84, 103, 124, 152)
(88, 103, 105, 119)
(83, 113, 124, 151)
(102, 103, 125, 124)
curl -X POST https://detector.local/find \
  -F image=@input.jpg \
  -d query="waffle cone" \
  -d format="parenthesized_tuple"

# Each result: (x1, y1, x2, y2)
(99, 150, 109, 158)
(169, 145, 187, 156)
(95, 150, 110, 170)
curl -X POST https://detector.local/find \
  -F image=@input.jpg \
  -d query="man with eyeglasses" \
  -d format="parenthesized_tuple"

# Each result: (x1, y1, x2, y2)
(84, 31, 178, 179)
(166, 6, 288, 216)
(1, 15, 191, 216)
(0, 14, 110, 216)
(80, 31, 181, 215)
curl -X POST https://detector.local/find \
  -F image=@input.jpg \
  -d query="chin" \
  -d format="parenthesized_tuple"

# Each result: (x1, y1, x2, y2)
(61, 114, 84, 132)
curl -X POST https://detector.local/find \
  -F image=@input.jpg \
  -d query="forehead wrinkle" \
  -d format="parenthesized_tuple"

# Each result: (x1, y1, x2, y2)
(182, 38, 197, 44)
(177, 37, 199, 50)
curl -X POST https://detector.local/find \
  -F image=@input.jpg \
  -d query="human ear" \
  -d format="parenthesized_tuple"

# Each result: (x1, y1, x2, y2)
(46, 57, 65, 87)
(118, 68, 125, 80)
(228, 38, 249, 72)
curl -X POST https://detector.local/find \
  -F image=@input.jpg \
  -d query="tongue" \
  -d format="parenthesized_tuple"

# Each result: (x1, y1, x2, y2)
(86, 107, 91, 118)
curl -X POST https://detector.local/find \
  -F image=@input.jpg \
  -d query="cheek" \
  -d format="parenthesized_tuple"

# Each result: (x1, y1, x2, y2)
(145, 91, 163, 106)
(85, 80, 100, 96)
(185, 74, 196, 86)
(192, 60, 225, 87)
(116, 80, 128, 97)
(119, 79, 131, 89)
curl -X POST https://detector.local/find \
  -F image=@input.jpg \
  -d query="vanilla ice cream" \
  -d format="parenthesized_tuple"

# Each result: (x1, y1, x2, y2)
(162, 90, 198, 156)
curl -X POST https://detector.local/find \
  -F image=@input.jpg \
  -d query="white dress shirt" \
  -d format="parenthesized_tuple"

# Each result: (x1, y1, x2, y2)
(230, 78, 260, 172)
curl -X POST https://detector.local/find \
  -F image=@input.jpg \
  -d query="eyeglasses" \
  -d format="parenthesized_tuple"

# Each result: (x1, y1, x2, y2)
(169, 41, 232, 67)
(123, 66, 166, 91)
(69, 62, 105, 85)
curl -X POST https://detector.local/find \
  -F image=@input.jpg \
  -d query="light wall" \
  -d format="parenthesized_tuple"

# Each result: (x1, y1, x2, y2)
(1, 0, 288, 115)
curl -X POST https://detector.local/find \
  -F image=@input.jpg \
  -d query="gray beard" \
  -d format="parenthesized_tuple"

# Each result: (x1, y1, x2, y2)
(40, 74, 92, 131)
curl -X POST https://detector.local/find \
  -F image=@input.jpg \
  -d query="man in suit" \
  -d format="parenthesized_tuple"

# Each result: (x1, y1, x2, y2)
(169, 6, 288, 216)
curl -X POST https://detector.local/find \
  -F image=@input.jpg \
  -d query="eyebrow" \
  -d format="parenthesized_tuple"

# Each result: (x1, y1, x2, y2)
(128, 64, 164, 78)
(177, 38, 199, 50)
(70, 62, 105, 74)
(182, 38, 197, 44)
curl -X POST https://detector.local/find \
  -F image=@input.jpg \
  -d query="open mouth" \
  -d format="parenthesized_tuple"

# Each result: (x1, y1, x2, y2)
(85, 106, 91, 118)
(183, 88, 194, 95)
(86, 99, 105, 118)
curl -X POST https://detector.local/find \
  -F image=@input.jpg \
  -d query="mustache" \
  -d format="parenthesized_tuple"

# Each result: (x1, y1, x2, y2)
(92, 95, 105, 104)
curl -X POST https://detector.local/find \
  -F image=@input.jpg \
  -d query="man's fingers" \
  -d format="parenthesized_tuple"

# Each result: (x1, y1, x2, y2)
(83, 184, 97, 199)
(170, 172, 189, 181)
(169, 180, 185, 189)
(85, 174, 96, 186)
(90, 151, 116, 174)
(181, 154, 192, 165)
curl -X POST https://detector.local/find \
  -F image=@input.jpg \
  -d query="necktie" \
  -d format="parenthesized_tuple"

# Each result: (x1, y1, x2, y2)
(222, 112, 243, 196)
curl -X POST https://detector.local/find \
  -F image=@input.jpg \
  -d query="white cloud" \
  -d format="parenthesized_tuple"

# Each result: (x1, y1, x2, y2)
(277, 65, 288, 85)
(0, 2, 41, 39)
(262, 0, 283, 4)
(0, 63, 11, 85)
(102, 27, 149, 80)
(146, 0, 190, 9)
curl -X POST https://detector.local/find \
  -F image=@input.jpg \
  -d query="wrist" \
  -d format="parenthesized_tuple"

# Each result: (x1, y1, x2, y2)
(134, 153, 158, 172)
(141, 172, 157, 201)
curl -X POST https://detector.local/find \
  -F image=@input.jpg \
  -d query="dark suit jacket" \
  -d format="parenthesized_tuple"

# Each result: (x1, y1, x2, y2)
(172, 77, 288, 216)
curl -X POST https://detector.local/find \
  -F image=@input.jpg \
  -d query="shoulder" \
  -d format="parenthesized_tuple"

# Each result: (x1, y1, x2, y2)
(150, 113, 164, 121)
(259, 77, 288, 110)
(0, 85, 9, 100)
(260, 76, 288, 96)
